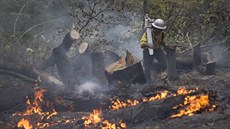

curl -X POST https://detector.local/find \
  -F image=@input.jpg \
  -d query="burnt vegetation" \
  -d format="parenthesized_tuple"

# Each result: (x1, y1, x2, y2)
(0, 0, 230, 129)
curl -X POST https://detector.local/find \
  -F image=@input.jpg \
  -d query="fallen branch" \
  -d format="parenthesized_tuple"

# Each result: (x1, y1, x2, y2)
(0, 69, 35, 83)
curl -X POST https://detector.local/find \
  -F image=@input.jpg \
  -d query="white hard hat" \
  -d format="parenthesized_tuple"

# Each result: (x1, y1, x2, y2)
(152, 19, 166, 30)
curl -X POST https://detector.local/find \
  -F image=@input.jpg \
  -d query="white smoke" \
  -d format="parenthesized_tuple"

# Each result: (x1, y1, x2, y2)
(76, 81, 102, 95)
(100, 23, 143, 59)
(210, 45, 229, 66)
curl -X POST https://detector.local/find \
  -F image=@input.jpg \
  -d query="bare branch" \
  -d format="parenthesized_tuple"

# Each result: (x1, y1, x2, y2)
(165, 0, 185, 37)
(19, 16, 67, 39)
(13, 0, 30, 37)
(79, 2, 112, 32)
(20, 21, 47, 39)
(0, 69, 35, 83)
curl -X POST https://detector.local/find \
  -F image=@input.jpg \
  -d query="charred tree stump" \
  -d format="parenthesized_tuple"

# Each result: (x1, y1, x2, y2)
(38, 30, 80, 71)
(103, 50, 120, 67)
(50, 30, 80, 88)
(91, 52, 107, 85)
(52, 47, 76, 88)
(206, 51, 216, 75)
(105, 62, 146, 85)
(105, 50, 146, 85)
(206, 62, 216, 75)
(166, 46, 177, 81)
(193, 43, 201, 71)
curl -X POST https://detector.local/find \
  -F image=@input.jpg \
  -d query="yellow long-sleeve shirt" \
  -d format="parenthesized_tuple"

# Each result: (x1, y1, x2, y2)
(140, 31, 164, 49)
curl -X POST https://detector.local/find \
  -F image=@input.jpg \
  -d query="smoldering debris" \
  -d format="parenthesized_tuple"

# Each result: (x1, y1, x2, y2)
(76, 81, 104, 96)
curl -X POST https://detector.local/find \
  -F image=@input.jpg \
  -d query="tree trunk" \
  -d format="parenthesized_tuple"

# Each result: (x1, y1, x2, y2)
(166, 46, 177, 81)
(91, 52, 107, 85)
(193, 43, 201, 71)
(38, 30, 78, 71)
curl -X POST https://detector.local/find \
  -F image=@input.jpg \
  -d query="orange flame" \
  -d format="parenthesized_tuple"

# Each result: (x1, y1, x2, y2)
(23, 88, 46, 116)
(171, 94, 215, 118)
(17, 118, 32, 129)
(110, 90, 169, 110)
(83, 109, 102, 125)
(110, 99, 139, 110)
(82, 109, 126, 129)
(16, 88, 58, 128)
(176, 87, 197, 95)
(145, 90, 169, 102)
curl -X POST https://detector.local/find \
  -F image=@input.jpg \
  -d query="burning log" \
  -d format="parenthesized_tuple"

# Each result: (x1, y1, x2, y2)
(102, 89, 216, 126)
(103, 95, 185, 124)
(105, 50, 146, 85)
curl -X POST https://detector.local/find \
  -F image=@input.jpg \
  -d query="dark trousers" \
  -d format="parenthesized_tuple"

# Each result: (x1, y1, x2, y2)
(143, 48, 167, 81)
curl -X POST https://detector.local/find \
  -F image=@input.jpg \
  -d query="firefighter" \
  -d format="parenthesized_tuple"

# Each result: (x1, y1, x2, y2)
(140, 19, 167, 81)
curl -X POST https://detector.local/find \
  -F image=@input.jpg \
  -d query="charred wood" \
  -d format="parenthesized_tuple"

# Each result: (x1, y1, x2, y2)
(193, 43, 201, 71)
(105, 50, 146, 85)
(206, 62, 216, 75)
(0, 69, 35, 83)
(166, 45, 177, 81)
(38, 30, 79, 71)
(91, 52, 107, 85)
(103, 50, 120, 67)
(103, 95, 185, 125)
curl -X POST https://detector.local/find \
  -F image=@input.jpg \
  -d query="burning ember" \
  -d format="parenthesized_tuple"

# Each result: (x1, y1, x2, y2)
(171, 94, 217, 118)
(13, 81, 217, 129)
(13, 82, 80, 129)
(176, 87, 198, 95)
(110, 90, 169, 110)
(109, 87, 198, 110)
(14, 86, 58, 129)
(17, 118, 32, 129)
(82, 109, 126, 129)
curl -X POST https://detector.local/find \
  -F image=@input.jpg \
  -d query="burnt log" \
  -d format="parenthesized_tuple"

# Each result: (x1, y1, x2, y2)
(0, 64, 63, 87)
(51, 96, 111, 112)
(103, 95, 185, 124)
(105, 50, 146, 85)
